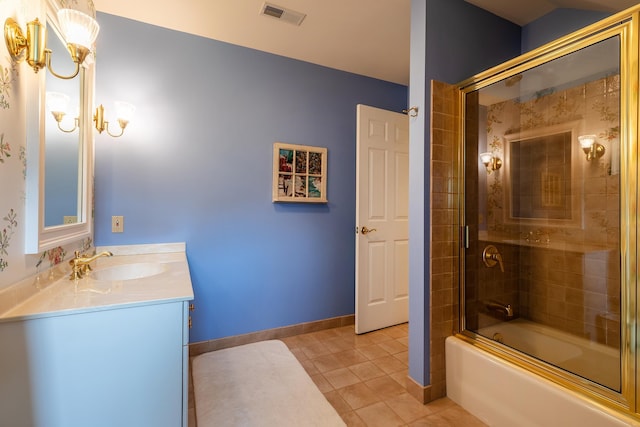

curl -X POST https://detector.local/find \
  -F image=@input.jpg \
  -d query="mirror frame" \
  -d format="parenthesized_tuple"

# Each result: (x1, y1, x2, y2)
(24, 0, 94, 254)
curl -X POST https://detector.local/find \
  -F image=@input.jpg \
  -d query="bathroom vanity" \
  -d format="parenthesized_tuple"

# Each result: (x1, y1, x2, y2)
(0, 244, 194, 427)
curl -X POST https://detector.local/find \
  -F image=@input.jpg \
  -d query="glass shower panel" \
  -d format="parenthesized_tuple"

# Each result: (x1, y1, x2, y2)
(464, 36, 621, 391)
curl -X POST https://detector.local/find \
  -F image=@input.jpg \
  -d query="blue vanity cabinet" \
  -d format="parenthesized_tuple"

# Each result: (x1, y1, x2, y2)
(0, 300, 191, 427)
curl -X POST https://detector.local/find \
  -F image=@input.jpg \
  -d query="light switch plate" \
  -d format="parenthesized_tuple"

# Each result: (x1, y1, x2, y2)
(112, 216, 124, 233)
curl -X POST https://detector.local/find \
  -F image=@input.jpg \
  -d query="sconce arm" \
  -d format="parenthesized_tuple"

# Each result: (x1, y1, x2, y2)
(45, 48, 80, 80)
(105, 121, 126, 138)
(49, 111, 78, 133)
(56, 117, 79, 133)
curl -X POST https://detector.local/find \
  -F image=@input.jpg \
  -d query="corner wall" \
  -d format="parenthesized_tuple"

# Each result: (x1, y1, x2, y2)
(408, 0, 521, 395)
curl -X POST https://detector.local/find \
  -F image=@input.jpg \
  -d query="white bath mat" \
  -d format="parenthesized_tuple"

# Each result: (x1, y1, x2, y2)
(192, 340, 346, 427)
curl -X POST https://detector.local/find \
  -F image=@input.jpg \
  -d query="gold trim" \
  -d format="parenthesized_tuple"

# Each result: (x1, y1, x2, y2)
(456, 5, 639, 418)
(456, 86, 467, 335)
(622, 11, 639, 413)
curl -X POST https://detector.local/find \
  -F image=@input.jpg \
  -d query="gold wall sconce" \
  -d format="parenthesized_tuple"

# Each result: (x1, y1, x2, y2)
(4, 9, 99, 80)
(46, 92, 135, 138)
(578, 135, 605, 161)
(94, 102, 135, 138)
(479, 152, 502, 173)
(46, 91, 78, 132)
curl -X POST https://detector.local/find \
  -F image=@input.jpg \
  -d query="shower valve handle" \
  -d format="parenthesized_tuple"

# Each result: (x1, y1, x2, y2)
(482, 245, 504, 272)
(492, 253, 505, 273)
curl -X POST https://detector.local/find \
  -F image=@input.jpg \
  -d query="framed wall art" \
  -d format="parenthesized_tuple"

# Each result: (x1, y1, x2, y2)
(273, 142, 327, 203)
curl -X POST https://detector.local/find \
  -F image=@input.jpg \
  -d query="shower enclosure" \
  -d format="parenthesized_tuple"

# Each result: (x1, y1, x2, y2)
(458, 8, 638, 414)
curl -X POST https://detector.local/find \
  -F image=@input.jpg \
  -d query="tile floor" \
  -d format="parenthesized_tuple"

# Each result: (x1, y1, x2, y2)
(189, 323, 487, 427)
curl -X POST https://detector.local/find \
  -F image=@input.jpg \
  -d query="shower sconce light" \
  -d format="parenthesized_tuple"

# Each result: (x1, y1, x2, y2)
(479, 152, 502, 173)
(578, 135, 605, 161)
(46, 92, 135, 138)
(4, 9, 100, 80)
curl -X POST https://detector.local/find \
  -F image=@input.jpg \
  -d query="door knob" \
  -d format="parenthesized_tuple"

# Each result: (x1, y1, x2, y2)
(361, 226, 377, 235)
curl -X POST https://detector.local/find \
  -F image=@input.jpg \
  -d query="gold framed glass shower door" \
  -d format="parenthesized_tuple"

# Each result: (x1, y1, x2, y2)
(457, 8, 639, 415)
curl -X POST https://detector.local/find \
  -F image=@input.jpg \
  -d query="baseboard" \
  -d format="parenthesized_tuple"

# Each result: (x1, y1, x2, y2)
(406, 375, 434, 404)
(189, 314, 355, 357)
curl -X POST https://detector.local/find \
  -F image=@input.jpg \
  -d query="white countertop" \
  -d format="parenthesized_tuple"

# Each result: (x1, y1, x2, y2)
(0, 244, 194, 322)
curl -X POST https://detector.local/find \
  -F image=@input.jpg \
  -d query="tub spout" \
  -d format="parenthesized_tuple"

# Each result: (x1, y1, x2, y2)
(485, 300, 514, 318)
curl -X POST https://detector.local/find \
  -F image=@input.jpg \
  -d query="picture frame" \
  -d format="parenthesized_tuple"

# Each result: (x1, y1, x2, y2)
(273, 142, 327, 203)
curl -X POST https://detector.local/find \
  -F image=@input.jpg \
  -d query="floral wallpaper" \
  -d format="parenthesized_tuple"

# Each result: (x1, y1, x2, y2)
(483, 74, 620, 247)
(0, 0, 94, 292)
(0, 62, 16, 110)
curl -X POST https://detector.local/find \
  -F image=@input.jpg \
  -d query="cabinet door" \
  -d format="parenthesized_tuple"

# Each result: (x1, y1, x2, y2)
(0, 302, 184, 427)
(182, 300, 191, 427)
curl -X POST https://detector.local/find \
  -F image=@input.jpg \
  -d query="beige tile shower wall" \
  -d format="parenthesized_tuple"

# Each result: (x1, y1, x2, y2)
(430, 80, 460, 399)
(485, 75, 621, 347)
(518, 245, 620, 347)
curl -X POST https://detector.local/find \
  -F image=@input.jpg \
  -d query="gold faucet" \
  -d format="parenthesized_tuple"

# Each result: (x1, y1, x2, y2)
(485, 299, 514, 318)
(69, 250, 113, 280)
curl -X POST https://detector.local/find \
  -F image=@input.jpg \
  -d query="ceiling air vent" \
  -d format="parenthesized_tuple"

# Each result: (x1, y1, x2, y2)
(260, 2, 307, 26)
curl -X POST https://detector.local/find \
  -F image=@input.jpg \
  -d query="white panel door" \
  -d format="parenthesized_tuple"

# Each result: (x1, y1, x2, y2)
(355, 104, 409, 334)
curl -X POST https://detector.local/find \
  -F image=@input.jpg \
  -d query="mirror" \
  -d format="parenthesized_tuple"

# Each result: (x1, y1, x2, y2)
(503, 121, 583, 228)
(44, 22, 80, 227)
(24, 0, 94, 253)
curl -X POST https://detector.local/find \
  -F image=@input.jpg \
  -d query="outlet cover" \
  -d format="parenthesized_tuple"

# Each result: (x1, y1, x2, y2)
(63, 216, 77, 224)
(112, 216, 124, 233)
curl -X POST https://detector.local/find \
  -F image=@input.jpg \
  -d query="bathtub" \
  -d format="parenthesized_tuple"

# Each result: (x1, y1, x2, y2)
(446, 321, 638, 427)
(479, 319, 619, 390)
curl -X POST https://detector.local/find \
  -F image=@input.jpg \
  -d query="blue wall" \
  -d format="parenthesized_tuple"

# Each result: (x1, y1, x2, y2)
(408, 0, 428, 387)
(522, 8, 610, 52)
(93, 13, 407, 343)
(425, 0, 521, 83)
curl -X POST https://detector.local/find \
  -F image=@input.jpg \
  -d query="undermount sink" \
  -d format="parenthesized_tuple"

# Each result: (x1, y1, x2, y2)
(91, 262, 167, 281)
